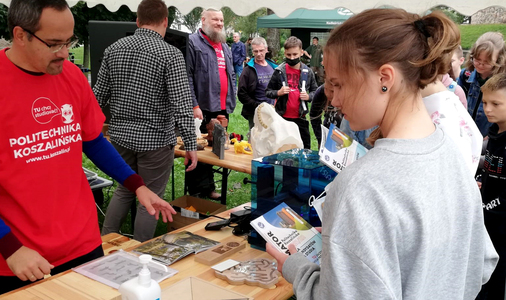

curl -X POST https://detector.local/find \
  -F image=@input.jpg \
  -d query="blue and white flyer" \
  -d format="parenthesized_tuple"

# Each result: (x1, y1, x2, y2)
(250, 202, 322, 265)
(319, 123, 368, 173)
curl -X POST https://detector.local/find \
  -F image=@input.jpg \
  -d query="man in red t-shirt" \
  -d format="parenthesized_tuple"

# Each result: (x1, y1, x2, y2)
(266, 36, 318, 149)
(0, 0, 176, 294)
(186, 9, 236, 199)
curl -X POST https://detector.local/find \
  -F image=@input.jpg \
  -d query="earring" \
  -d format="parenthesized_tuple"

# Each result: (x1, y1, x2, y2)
(382, 86, 388, 92)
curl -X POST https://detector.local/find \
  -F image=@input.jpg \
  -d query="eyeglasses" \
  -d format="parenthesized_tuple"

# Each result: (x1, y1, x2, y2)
(471, 57, 493, 68)
(23, 29, 78, 53)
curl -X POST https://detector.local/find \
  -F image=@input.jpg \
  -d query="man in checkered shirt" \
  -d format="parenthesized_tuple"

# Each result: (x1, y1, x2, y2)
(93, 0, 197, 242)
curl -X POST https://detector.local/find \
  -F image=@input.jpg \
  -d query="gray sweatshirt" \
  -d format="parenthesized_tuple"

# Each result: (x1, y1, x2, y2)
(283, 128, 498, 299)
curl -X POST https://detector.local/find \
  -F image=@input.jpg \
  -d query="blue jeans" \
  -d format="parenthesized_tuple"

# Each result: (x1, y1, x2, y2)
(234, 64, 243, 84)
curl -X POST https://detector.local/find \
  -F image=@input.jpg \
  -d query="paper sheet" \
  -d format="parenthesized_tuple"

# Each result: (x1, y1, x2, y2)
(73, 250, 178, 289)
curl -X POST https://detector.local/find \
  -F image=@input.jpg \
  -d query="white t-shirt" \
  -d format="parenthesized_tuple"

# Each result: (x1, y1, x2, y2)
(423, 90, 483, 174)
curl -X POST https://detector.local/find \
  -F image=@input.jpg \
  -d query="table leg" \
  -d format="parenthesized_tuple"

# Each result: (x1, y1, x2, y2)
(171, 163, 175, 201)
(221, 168, 229, 205)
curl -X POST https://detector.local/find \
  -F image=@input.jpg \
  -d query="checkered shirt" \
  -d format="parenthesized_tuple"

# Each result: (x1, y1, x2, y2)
(93, 28, 196, 152)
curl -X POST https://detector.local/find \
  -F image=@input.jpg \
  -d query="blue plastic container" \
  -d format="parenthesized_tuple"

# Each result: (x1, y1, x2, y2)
(248, 148, 337, 249)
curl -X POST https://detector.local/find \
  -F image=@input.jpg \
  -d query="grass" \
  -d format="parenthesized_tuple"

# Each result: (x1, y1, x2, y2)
(83, 104, 254, 237)
(459, 24, 506, 50)
(69, 46, 89, 68)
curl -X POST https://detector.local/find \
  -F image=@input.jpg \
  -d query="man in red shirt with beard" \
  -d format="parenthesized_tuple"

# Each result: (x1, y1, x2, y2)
(186, 9, 236, 199)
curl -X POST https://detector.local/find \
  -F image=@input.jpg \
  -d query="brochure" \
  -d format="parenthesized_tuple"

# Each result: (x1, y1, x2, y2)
(250, 202, 322, 265)
(134, 231, 219, 265)
(319, 123, 368, 173)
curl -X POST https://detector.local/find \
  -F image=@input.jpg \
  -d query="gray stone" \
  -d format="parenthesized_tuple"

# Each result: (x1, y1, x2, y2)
(0, 39, 11, 49)
(471, 7, 506, 24)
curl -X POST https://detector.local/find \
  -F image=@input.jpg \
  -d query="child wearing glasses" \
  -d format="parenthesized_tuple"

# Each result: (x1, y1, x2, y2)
(458, 32, 506, 137)
(476, 73, 506, 300)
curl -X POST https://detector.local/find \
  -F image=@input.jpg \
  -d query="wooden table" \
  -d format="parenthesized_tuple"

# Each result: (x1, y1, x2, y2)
(0, 233, 141, 300)
(100, 232, 141, 255)
(174, 144, 255, 204)
(1, 204, 294, 300)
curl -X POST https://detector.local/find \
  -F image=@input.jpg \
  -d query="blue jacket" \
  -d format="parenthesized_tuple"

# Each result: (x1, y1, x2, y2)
(458, 68, 492, 136)
(186, 30, 236, 113)
(231, 41, 246, 66)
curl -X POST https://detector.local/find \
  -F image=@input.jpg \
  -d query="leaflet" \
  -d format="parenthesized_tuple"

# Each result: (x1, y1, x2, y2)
(319, 123, 368, 173)
(250, 202, 322, 265)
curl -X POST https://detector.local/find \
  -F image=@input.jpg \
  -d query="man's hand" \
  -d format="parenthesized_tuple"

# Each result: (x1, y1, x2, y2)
(193, 107, 203, 120)
(300, 91, 309, 101)
(135, 186, 176, 222)
(6, 246, 54, 281)
(185, 150, 198, 172)
(277, 86, 291, 96)
(266, 243, 297, 273)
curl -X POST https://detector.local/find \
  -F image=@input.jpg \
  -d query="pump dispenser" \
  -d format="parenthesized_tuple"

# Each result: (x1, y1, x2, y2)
(118, 255, 162, 300)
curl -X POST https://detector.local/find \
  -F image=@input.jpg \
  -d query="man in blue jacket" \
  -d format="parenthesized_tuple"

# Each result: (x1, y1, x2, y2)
(232, 32, 246, 84)
(186, 8, 236, 199)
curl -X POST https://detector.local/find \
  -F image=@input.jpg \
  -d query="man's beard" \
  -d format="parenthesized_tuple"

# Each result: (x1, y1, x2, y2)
(203, 24, 226, 43)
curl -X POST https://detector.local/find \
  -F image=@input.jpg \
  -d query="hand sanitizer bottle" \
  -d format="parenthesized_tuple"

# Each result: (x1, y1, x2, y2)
(118, 255, 162, 300)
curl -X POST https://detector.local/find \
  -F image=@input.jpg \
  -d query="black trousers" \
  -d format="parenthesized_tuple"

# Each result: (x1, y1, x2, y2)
(282, 117, 311, 149)
(0, 245, 104, 295)
(186, 110, 229, 196)
(311, 66, 325, 86)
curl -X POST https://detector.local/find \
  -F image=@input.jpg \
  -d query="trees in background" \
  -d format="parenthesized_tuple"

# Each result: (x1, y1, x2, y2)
(265, 9, 280, 61)
(222, 7, 238, 31)
(173, 7, 202, 33)
(0, 3, 483, 61)
(0, 3, 290, 63)
(71, 1, 178, 67)
(71, 2, 136, 68)
(226, 8, 283, 60)
(0, 4, 8, 39)
(432, 5, 470, 24)
(233, 8, 268, 38)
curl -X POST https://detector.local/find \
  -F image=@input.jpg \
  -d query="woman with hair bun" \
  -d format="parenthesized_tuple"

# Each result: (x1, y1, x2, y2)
(267, 9, 498, 299)
(458, 32, 506, 136)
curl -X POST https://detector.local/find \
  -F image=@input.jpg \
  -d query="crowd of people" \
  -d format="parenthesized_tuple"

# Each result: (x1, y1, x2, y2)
(1, 0, 506, 299)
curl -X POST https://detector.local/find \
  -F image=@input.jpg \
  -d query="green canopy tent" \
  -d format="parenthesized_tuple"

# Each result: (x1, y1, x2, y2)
(257, 8, 353, 49)
(257, 8, 353, 29)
